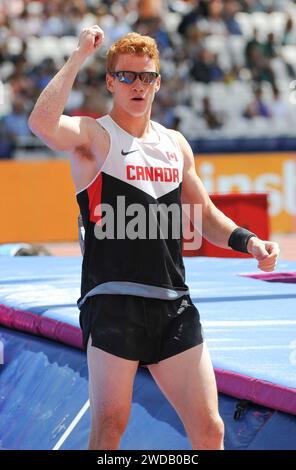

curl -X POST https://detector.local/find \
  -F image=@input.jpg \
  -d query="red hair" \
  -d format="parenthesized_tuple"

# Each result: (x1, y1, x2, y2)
(106, 32, 160, 73)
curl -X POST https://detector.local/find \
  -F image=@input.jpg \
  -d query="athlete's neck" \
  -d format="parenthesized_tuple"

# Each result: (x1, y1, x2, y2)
(109, 107, 152, 139)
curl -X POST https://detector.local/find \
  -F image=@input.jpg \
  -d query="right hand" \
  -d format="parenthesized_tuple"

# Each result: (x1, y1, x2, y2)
(76, 25, 104, 59)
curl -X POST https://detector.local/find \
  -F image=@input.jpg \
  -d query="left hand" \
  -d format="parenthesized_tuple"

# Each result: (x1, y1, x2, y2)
(247, 237, 280, 272)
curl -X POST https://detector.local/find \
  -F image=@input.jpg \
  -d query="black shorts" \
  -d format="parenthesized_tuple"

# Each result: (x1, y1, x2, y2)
(79, 294, 204, 365)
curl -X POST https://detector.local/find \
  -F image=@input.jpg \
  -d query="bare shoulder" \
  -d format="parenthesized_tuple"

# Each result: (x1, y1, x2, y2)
(32, 113, 109, 158)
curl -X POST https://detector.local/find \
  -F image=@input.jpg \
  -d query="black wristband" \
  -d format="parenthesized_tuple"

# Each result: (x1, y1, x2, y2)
(228, 227, 257, 253)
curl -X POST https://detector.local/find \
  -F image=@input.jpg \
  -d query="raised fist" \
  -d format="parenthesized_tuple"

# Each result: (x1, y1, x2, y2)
(77, 25, 104, 58)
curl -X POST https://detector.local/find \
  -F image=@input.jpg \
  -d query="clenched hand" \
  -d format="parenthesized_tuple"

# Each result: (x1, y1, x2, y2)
(247, 237, 280, 272)
(76, 25, 104, 59)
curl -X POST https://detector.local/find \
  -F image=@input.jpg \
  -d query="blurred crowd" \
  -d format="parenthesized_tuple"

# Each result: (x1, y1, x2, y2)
(0, 0, 296, 158)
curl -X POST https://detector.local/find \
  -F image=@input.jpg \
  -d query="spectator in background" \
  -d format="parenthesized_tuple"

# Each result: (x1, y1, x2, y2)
(151, 88, 177, 128)
(83, 63, 104, 88)
(8, 39, 28, 68)
(137, 0, 164, 19)
(262, 32, 277, 59)
(250, 50, 275, 85)
(223, 0, 242, 35)
(33, 58, 58, 92)
(182, 24, 205, 58)
(243, 87, 271, 119)
(135, 16, 172, 53)
(3, 99, 31, 139)
(263, 31, 295, 78)
(282, 15, 296, 45)
(245, 29, 275, 85)
(270, 86, 289, 119)
(190, 48, 224, 83)
(196, 0, 228, 36)
(1, 0, 295, 154)
(7, 61, 33, 103)
(0, 119, 16, 159)
(245, 28, 263, 68)
(201, 96, 224, 129)
(177, 0, 203, 37)
(133, 0, 171, 53)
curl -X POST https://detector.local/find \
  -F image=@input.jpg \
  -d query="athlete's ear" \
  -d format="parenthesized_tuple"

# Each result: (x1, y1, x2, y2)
(155, 74, 161, 93)
(106, 73, 115, 94)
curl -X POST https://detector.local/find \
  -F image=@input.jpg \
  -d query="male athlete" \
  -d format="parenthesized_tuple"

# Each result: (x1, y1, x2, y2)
(29, 26, 279, 450)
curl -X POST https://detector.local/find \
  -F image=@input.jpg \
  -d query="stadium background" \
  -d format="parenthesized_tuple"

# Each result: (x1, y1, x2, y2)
(0, 0, 295, 257)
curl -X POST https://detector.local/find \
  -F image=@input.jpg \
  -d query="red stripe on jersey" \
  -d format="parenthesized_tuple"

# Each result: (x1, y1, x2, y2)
(87, 173, 102, 224)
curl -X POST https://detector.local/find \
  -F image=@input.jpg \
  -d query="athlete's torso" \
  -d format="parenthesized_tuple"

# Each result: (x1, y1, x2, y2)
(76, 114, 189, 308)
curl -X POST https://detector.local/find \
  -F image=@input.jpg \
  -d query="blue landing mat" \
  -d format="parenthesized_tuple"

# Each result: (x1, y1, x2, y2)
(0, 256, 296, 416)
(1, 327, 296, 450)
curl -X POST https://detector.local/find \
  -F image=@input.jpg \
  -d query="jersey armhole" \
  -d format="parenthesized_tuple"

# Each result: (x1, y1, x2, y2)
(75, 117, 113, 196)
(167, 129, 185, 171)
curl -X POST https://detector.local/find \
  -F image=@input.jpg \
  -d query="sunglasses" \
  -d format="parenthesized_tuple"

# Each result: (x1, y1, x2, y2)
(111, 71, 160, 85)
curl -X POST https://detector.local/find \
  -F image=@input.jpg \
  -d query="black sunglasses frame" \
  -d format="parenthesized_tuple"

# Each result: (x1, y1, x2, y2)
(110, 71, 160, 85)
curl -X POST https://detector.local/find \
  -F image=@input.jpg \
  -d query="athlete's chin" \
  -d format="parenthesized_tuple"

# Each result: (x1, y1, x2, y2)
(126, 108, 149, 118)
(128, 101, 150, 114)
(117, 100, 151, 118)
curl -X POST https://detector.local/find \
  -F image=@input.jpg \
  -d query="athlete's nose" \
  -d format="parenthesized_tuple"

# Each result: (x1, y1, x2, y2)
(132, 76, 144, 92)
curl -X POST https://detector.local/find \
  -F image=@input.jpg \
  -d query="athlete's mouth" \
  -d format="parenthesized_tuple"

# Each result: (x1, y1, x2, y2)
(131, 97, 144, 101)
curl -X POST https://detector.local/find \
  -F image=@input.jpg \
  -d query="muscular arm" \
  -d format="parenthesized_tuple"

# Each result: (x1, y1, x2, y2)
(176, 131, 237, 249)
(28, 26, 104, 153)
(174, 130, 280, 271)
